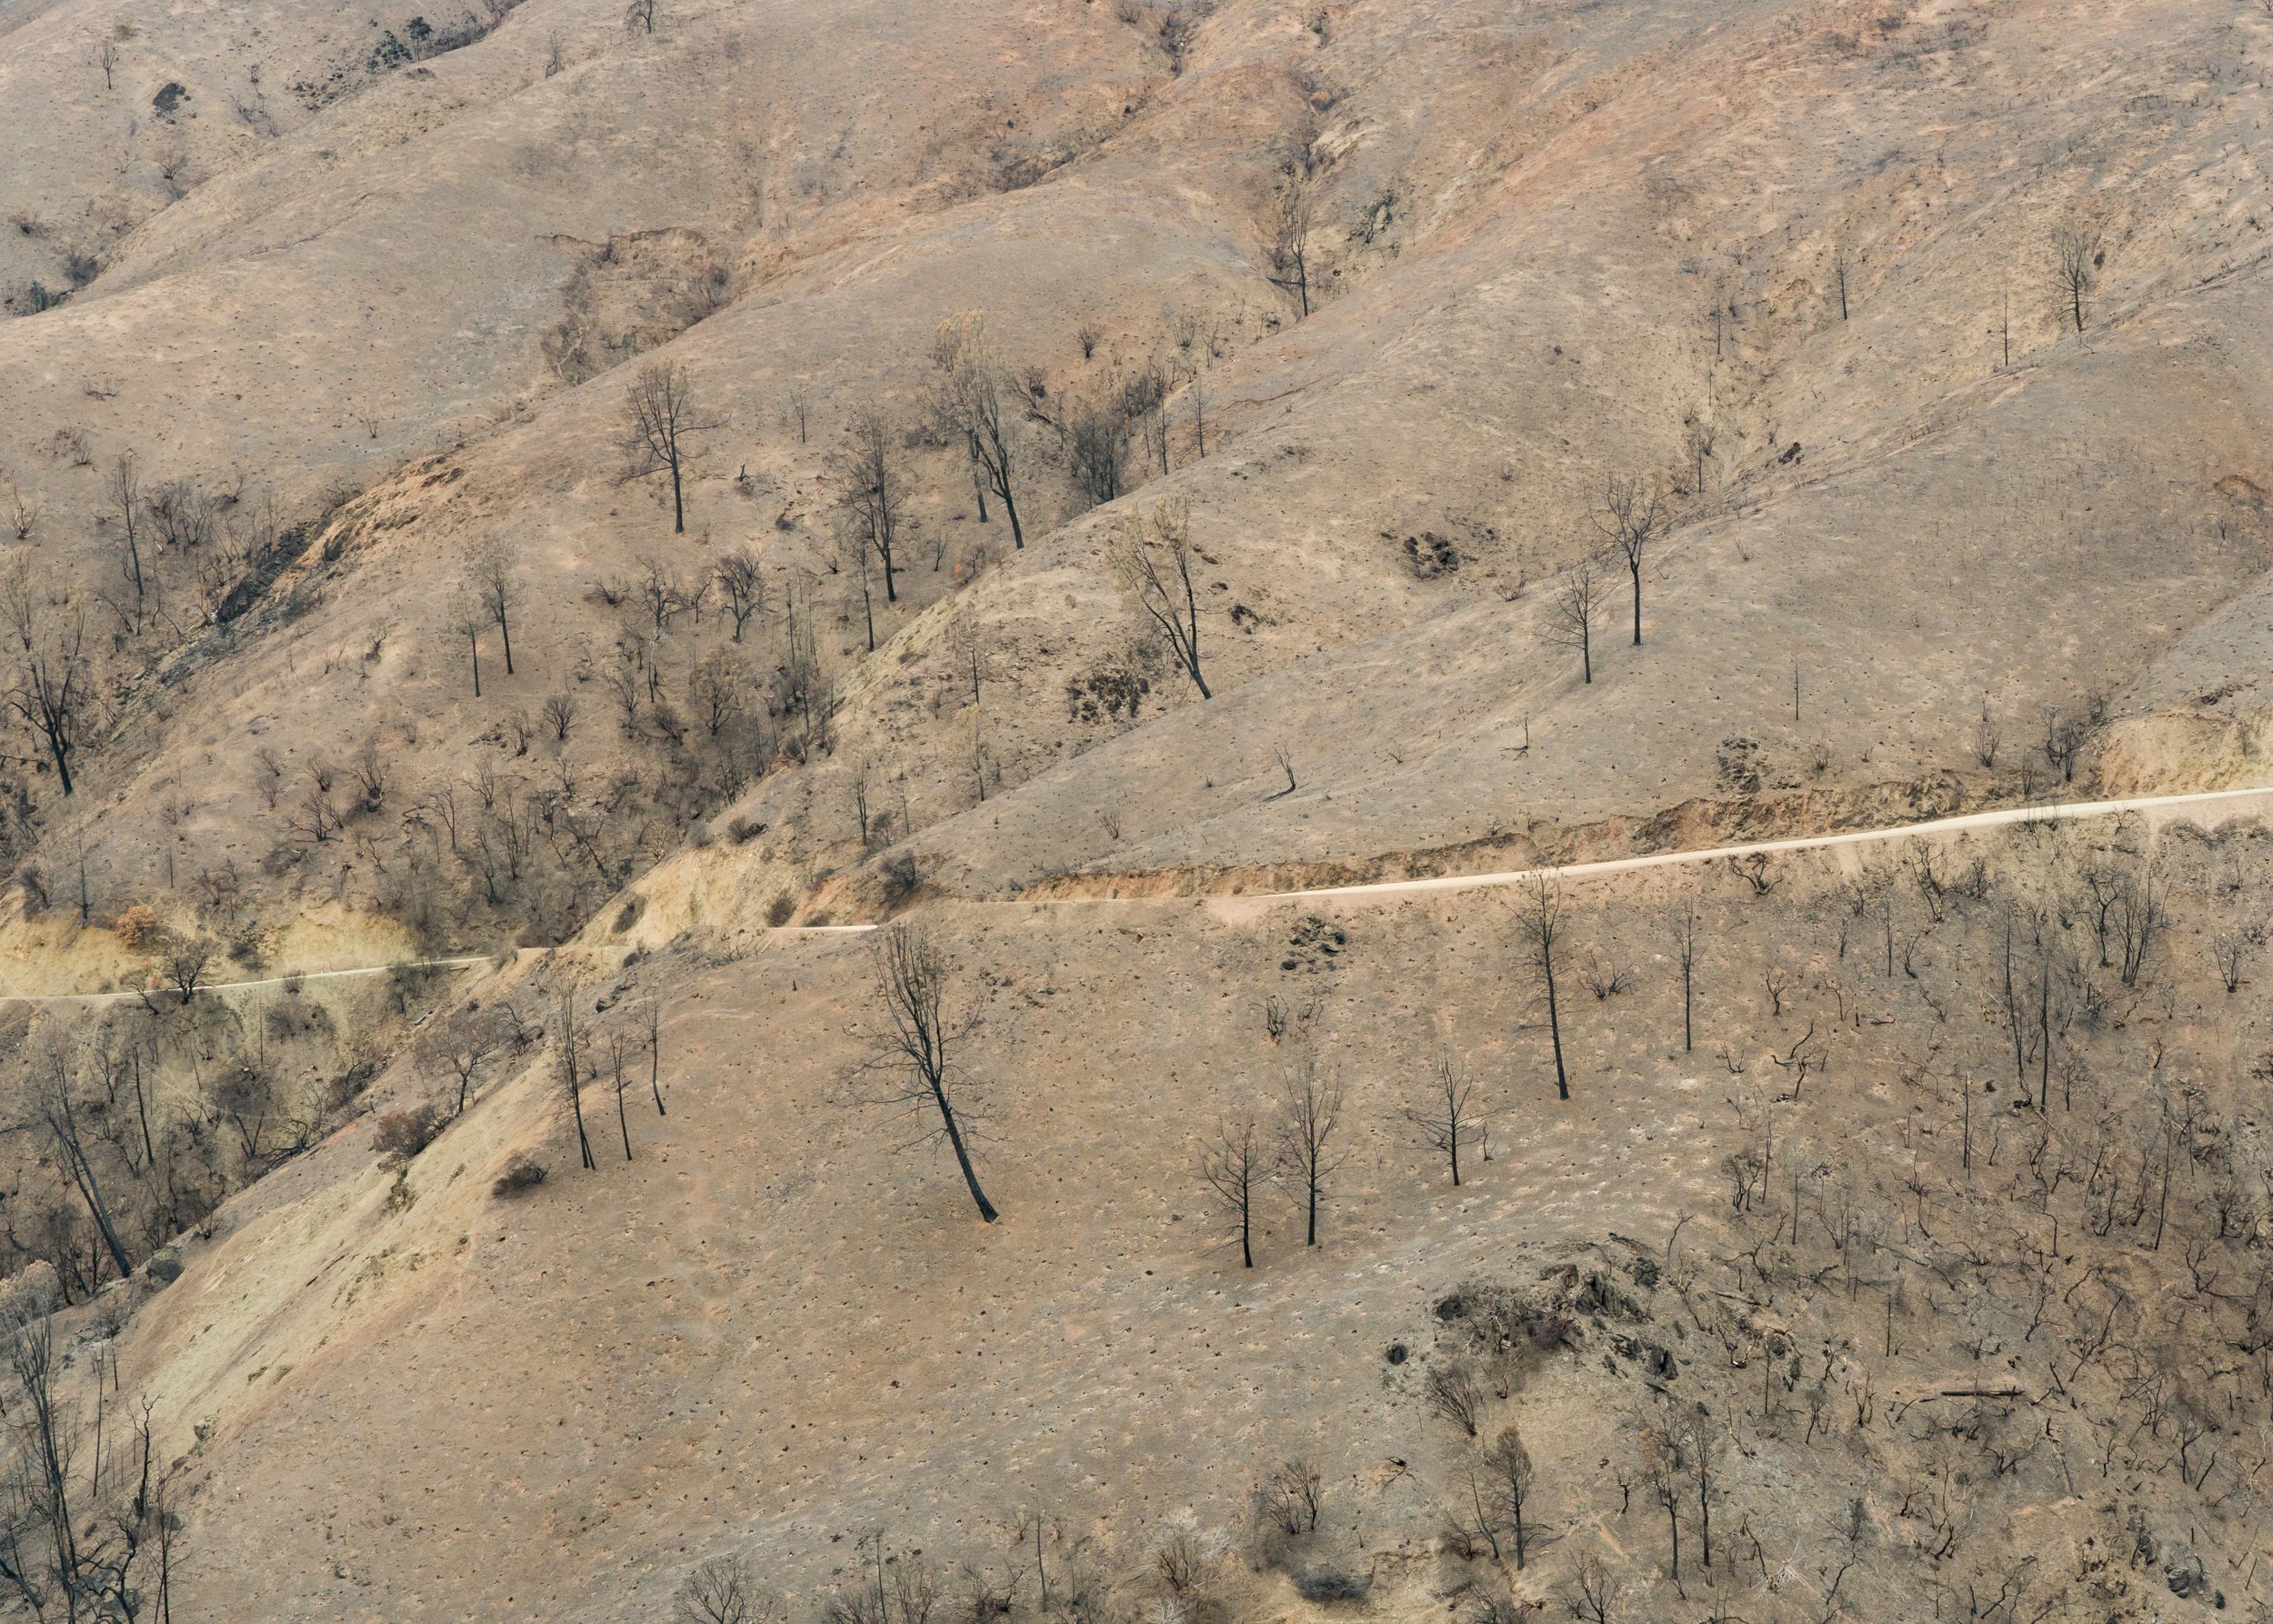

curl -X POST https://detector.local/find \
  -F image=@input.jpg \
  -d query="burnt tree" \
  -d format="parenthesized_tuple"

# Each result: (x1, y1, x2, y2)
(856, 924, 997, 1222)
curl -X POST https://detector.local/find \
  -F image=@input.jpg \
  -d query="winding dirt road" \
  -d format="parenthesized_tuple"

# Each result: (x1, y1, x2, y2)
(5, 785, 2267, 1003)
(1247, 783, 2273, 902)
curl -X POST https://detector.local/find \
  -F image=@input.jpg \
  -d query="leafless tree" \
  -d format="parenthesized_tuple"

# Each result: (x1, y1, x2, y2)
(1067, 391, 1130, 506)
(347, 735, 387, 814)
(541, 691, 577, 743)
(1641, 1428, 1686, 1596)
(946, 617, 987, 707)
(1994, 910, 2036, 1091)
(1479, 1424, 1537, 1569)
(1267, 740, 1297, 798)
(626, 360, 717, 534)
(1769, 1021, 1824, 1101)
(0, 1308, 172, 1619)
(46, 426, 91, 468)
(636, 556, 693, 637)
(1517, 870, 1570, 1099)
(1545, 558, 1604, 684)
(1260, 1457, 1325, 1535)
(1972, 700, 2001, 768)
(686, 647, 746, 738)
(856, 925, 997, 1221)
(1668, 1408, 1717, 1572)
(454, 603, 486, 697)
(253, 745, 284, 809)
(285, 770, 337, 844)
(624, 0, 656, 33)
(2050, 221, 2102, 335)
(1671, 892, 1699, 1053)
(150, 137, 189, 200)
(1267, 185, 1315, 317)
(1427, 1360, 1487, 1438)
(607, 1033, 636, 1161)
(676, 1554, 776, 1624)
(2038, 707, 2076, 782)
(715, 547, 766, 641)
(1108, 497, 1209, 698)
(431, 1011, 498, 1118)
(642, 998, 666, 1116)
(87, 32, 122, 89)
(160, 932, 214, 1004)
(472, 542, 518, 676)
(839, 516, 878, 653)
(557, 995, 596, 1170)
(1402, 1055, 1480, 1186)
(141, 478, 213, 553)
(1599, 476, 1666, 647)
(1275, 1059, 1342, 1246)
(933, 313, 1028, 548)
(4, 479, 36, 546)
(1, 555, 92, 796)
(2211, 927, 2254, 996)
(107, 452, 148, 628)
(850, 757, 876, 847)
(1567, 1549, 1619, 1623)
(1829, 242, 1852, 321)
(25, 1056, 134, 1282)
(775, 585, 833, 753)
(1201, 1116, 1264, 1267)
(838, 414, 907, 602)
(1681, 417, 1715, 500)
(2110, 860, 2166, 988)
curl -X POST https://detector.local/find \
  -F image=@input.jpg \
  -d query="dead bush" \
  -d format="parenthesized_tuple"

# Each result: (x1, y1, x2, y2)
(1423, 1359, 1487, 1436)
(492, 1157, 547, 1198)
(1290, 1569, 1367, 1604)
(878, 853, 919, 909)
(1066, 654, 1153, 726)
(1258, 1456, 1326, 1536)
(373, 1103, 440, 1166)
(1153, 1529, 1206, 1597)
(115, 904, 163, 950)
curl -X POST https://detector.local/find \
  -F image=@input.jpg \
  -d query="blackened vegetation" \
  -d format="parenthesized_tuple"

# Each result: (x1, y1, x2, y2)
(0, 976, 449, 1303)
(492, 1156, 547, 1196)
(1066, 650, 1153, 725)
(1429, 1261, 1637, 1397)
(544, 231, 730, 386)
(1401, 531, 1460, 579)
(290, 0, 526, 110)
(179, 497, 825, 951)
(1279, 914, 1347, 973)
(1116, 0, 1203, 75)
(210, 507, 321, 626)
(0, 1310, 179, 1619)
(1716, 737, 1763, 795)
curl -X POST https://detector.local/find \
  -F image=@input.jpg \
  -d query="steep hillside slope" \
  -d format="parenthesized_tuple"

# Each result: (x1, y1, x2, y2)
(4, 0, 2273, 1619)
(87, 808, 2273, 1620)
(7, 0, 2270, 975)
